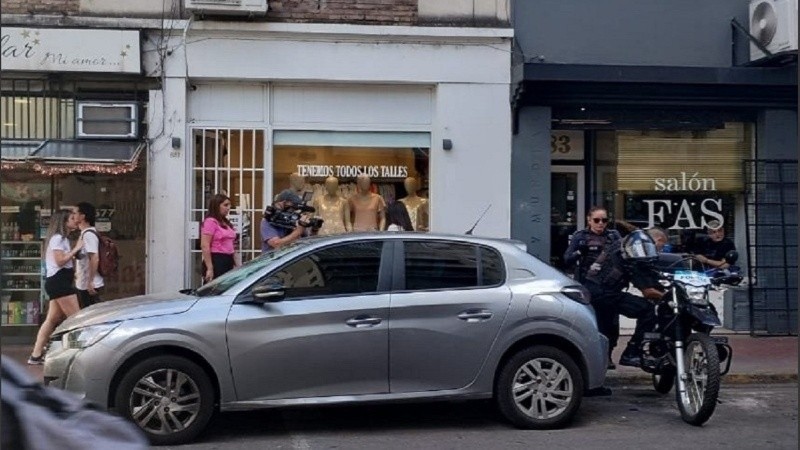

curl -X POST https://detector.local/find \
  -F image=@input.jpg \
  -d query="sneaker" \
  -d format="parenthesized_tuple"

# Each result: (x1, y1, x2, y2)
(27, 354, 44, 365)
(607, 356, 616, 370)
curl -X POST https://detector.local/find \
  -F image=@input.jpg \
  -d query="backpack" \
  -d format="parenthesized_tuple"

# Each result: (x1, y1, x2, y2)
(1, 356, 149, 450)
(83, 229, 120, 277)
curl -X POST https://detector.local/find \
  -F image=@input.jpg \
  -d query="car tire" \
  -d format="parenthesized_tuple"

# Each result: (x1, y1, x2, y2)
(114, 355, 215, 446)
(496, 345, 584, 429)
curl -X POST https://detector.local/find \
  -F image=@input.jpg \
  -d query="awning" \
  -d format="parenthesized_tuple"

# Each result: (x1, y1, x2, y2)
(0, 141, 43, 169)
(25, 139, 146, 175)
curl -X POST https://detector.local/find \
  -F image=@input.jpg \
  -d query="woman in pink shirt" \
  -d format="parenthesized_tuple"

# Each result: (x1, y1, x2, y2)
(200, 193, 239, 282)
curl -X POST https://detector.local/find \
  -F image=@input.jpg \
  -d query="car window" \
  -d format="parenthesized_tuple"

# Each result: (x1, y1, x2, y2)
(404, 241, 479, 290)
(269, 241, 383, 299)
(481, 246, 505, 286)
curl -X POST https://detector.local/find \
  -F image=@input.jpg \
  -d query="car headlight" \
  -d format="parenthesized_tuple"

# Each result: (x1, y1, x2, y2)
(62, 322, 120, 349)
(685, 286, 708, 305)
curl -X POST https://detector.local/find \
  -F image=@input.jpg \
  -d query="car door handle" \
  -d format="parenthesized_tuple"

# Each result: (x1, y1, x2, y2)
(458, 309, 493, 322)
(346, 316, 382, 328)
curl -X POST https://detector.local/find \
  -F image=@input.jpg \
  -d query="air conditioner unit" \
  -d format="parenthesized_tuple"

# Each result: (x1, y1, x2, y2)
(749, 0, 798, 61)
(185, 0, 267, 17)
(76, 102, 139, 139)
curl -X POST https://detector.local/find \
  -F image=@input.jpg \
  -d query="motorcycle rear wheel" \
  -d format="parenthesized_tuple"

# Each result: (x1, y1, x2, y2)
(652, 370, 675, 394)
(676, 333, 720, 426)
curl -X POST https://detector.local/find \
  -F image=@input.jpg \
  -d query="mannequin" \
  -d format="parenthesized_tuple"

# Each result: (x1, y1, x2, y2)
(312, 176, 351, 235)
(349, 174, 386, 232)
(398, 177, 429, 231)
(274, 172, 306, 204)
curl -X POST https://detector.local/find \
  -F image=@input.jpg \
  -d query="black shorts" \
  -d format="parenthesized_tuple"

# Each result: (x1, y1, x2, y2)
(201, 253, 235, 279)
(44, 268, 76, 299)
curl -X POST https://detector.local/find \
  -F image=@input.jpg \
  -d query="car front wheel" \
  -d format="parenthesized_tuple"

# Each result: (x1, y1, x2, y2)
(114, 355, 215, 445)
(495, 345, 584, 429)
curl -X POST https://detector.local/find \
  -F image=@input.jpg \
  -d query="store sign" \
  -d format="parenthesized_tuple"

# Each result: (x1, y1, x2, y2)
(1, 27, 141, 73)
(635, 173, 726, 229)
(551, 131, 584, 160)
(296, 164, 409, 179)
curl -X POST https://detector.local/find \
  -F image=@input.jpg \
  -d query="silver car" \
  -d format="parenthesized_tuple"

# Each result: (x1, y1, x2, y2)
(44, 233, 607, 445)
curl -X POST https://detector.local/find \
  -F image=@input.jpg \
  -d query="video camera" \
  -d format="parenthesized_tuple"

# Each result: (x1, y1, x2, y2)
(264, 192, 324, 231)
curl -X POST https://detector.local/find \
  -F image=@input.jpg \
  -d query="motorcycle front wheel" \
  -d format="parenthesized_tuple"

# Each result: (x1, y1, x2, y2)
(676, 333, 720, 425)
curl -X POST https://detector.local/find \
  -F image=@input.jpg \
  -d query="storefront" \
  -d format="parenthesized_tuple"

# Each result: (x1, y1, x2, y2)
(146, 23, 513, 292)
(0, 27, 154, 342)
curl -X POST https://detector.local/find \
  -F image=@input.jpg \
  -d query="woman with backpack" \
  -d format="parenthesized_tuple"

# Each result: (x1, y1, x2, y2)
(28, 210, 83, 365)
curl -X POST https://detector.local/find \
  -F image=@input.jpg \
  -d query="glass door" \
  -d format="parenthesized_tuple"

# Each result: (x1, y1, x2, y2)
(550, 166, 585, 270)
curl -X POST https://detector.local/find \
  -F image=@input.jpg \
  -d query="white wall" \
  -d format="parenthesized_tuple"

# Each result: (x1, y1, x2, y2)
(147, 24, 512, 293)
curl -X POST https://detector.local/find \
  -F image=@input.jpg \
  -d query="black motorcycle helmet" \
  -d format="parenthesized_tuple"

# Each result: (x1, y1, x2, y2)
(621, 229, 659, 262)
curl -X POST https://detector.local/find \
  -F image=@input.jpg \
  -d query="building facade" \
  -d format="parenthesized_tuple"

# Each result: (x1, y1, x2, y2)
(510, 0, 797, 334)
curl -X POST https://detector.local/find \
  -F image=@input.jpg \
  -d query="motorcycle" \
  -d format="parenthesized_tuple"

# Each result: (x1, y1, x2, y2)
(636, 250, 742, 426)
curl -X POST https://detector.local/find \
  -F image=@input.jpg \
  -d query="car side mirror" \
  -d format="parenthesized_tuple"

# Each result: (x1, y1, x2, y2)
(724, 250, 739, 265)
(252, 279, 285, 303)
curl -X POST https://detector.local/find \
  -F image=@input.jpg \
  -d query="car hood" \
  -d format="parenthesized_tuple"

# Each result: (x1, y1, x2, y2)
(55, 292, 199, 333)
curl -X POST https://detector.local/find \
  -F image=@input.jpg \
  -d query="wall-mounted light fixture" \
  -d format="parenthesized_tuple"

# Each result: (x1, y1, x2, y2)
(442, 139, 453, 151)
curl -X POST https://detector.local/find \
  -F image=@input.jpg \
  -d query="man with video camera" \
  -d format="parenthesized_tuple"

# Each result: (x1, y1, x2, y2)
(260, 191, 308, 252)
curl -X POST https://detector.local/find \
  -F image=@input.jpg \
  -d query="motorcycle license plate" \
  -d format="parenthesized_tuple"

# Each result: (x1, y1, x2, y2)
(674, 271, 711, 286)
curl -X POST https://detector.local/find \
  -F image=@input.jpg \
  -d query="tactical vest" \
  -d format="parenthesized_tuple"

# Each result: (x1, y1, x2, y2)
(585, 239, 629, 292)
(574, 229, 619, 283)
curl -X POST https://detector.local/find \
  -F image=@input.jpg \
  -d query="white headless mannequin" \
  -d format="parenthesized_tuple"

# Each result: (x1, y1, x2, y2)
(274, 172, 307, 202)
(349, 174, 386, 232)
(313, 176, 351, 235)
(398, 177, 429, 231)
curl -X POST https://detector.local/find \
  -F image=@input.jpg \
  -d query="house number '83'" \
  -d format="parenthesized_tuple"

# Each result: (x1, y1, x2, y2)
(551, 135, 571, 153)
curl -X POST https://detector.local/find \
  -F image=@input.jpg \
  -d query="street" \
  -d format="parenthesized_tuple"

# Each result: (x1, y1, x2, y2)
(166, 384, 798, 450)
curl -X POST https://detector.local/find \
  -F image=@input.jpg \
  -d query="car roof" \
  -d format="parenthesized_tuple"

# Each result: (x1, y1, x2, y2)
(300, 232, 527, 252)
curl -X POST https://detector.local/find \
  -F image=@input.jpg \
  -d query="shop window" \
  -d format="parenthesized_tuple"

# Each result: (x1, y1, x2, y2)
(273, 131, 431, 235)
(595, 123, 753, 251)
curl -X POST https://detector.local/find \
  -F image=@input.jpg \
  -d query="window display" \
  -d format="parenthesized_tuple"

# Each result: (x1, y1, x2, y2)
(273, 139, 430, 234)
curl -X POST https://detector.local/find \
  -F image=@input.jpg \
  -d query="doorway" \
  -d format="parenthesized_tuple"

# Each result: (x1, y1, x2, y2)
(550, 166, 585, 269)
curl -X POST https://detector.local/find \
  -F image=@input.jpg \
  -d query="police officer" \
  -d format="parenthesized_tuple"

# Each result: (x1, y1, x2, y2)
(564, 207, 621, 368)
(584, 229, 661, 367)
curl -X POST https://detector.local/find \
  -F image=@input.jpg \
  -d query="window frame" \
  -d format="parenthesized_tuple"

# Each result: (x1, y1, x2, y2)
(391, 240, 506, 293)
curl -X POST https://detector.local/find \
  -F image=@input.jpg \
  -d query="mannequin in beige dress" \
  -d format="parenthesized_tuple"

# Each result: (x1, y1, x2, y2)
(312, 176, 351, 235)
(399, 177, 429, 231)
(349, 174, 386, 232)
(274, 172, 307, 204)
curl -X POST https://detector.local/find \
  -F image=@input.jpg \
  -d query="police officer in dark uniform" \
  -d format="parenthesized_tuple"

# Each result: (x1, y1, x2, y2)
(564, 207, 621, 368)
(584, 229, 661, 367)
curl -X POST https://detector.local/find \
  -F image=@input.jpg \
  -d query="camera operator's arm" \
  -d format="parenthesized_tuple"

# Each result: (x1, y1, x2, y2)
(267, 225, 305, 249)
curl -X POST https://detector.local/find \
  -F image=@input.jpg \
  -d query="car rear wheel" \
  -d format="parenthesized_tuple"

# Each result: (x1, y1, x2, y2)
(114, 355, 215, 445)
(495, 345, 584, 429)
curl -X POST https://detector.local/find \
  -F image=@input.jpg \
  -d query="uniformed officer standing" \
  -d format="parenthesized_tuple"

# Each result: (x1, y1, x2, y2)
(563, 206, 621, 368)
(584, 229, 662, 367)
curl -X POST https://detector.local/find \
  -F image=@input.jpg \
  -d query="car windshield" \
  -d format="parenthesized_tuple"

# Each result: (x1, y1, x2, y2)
(194, 241, 308, 297)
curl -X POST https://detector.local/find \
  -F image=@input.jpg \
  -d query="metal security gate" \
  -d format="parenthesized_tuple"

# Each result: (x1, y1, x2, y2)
(190, 128, 266, 287)
(743, 159, 798, 336)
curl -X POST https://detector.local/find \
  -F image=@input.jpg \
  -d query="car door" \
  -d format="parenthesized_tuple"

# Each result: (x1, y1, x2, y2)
(388, 240, 512, 393)
(226, 239, 391, 401)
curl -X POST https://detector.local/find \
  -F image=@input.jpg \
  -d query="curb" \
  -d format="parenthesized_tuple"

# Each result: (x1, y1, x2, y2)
(605, 372, 798, 386)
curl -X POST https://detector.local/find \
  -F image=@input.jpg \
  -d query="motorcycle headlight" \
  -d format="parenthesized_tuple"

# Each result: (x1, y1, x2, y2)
(62, 322, 120, 349)
(685, 286, 708, 305)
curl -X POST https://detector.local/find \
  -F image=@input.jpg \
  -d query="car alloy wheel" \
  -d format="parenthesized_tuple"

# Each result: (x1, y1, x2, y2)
(496, 345, 583, 429)
(115, 355, 215, 445)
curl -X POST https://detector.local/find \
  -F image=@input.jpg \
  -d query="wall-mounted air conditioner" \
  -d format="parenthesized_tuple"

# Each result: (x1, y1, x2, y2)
(76, 102, 139, 139)
(749, 0, 798, 61)
(185, 0, 268, 17)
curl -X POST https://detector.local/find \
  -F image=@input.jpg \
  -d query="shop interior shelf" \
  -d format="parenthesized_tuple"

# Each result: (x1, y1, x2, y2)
(3, 257, 41, 260)
(1, 241, 41, 244)
(2, 323, 36, 327)
(3, 273, 40, 276)
(2, 289, 40, 292)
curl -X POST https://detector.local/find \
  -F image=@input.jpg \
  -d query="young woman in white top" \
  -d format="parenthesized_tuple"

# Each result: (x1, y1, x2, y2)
(28, 210, 83, 365)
